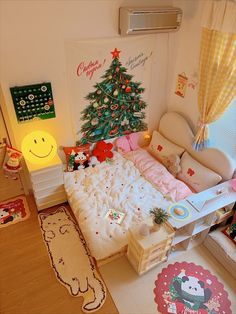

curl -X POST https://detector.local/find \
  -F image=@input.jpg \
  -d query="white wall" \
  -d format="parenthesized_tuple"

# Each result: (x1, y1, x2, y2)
(0, 0, 172, 157)
(166, 0, 202, 129)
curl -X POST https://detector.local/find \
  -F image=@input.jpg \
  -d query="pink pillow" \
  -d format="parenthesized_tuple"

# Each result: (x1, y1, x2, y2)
(115, 133, 140, 154)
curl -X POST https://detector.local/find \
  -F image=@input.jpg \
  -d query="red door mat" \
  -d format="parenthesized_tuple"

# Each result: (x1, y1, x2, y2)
(0, 196, 30, 228)
(154, 262, 232, 314)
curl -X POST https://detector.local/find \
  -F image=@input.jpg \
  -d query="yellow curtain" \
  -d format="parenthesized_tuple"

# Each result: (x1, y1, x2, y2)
(193, 1, 236, 151)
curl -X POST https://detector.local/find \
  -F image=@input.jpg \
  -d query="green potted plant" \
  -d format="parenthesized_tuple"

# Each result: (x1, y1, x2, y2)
(150, 208, 169, 232)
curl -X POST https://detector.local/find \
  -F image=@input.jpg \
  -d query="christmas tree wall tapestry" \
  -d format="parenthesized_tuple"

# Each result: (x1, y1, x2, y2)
(80, 48, 148, 143)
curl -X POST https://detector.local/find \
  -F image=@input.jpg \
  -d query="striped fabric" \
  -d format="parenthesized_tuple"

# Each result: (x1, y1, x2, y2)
(193, 0, 236, 151)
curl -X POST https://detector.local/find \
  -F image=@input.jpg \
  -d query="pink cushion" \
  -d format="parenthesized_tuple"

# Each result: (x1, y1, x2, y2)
(115, 133, 140, 154)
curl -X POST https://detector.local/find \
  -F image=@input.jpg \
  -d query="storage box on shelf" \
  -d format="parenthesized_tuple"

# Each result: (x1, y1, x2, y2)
(126, 221, 174, 275)
(214, 206, 234, 225)
(25, 154, 67, 211)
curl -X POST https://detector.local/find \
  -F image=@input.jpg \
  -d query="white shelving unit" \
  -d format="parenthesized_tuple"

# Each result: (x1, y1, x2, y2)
(168, 180, 236, 258)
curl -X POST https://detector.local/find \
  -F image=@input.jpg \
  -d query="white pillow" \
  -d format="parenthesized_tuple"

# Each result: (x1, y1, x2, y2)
(148, 131, 185, 163)
(177, 152, 222, 192)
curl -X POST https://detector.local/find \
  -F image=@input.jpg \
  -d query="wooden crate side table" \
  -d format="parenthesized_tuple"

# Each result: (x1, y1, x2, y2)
(127, 221, 174, 275)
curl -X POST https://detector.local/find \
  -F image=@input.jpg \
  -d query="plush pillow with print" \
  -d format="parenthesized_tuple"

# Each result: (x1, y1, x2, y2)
(92, 140, 113, 163)
(63, 144, 90, 172)
(115, 132, 140, 154)
(148, 131, 185, 163)
(177, 152, 222, 192)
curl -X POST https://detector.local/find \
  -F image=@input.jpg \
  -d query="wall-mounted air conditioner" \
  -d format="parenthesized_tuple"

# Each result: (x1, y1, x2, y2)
(119, 7, 182, 36)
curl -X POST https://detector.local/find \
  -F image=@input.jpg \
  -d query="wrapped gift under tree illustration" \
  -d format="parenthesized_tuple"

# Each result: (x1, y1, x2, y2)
(79, 48, 148, 144)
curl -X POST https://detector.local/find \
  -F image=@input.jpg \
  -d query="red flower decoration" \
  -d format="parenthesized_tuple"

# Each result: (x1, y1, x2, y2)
(187, 168, 195, 176)
(92, 140, 113, 162)
(157, 144, 163, 151)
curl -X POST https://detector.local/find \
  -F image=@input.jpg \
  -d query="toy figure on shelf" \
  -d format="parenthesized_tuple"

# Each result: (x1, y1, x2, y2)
(3, 146, 22, 180)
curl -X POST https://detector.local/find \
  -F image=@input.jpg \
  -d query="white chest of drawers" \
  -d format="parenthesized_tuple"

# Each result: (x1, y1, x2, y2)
(25, 155, 67, 211)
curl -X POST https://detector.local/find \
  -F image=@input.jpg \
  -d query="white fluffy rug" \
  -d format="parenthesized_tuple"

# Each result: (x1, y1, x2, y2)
(38, 206, 106, 313)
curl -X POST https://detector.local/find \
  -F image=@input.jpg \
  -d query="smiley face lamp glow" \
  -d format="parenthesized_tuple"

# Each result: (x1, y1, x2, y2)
(21, 131, 57, 165)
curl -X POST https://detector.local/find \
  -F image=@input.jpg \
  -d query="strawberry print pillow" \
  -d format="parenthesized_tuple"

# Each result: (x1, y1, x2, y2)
(148, 131, 185, 163)
(177, 152, 222, 192)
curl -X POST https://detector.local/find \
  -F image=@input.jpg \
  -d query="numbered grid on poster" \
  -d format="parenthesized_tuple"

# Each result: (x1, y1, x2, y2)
(10, 82, 56, 123)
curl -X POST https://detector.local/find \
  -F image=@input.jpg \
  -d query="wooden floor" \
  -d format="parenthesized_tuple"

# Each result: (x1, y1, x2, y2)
(0, 195, 119, 314)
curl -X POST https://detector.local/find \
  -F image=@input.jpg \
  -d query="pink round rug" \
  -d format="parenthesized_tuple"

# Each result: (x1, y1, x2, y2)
(154, 262, 231, 314)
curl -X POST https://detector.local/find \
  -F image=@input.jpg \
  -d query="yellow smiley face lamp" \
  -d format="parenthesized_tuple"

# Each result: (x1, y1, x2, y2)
(21, 130, 57, 165)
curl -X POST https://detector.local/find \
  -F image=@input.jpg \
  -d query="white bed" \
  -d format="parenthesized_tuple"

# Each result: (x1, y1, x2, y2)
(64, 112, 235, 264)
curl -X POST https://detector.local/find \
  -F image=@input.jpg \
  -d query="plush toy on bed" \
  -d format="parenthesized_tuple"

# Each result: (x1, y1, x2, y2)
(92, 140, 113, 163)
(162, 154, 181, 177)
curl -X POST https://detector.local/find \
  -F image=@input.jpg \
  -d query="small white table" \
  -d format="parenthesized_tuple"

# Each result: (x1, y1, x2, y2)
(168, 180, 236, 258)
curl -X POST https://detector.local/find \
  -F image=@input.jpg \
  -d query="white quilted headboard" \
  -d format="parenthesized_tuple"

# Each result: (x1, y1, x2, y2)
(159, 112, 235, 181)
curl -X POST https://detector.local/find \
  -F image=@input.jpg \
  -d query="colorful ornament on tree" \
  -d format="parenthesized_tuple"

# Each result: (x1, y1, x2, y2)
(111, 104, 118, 110)
(125, 86, 131, 93)
(93, 102, 98, 108)
(121, 118, 129, 126)
(97, 90, 101, 95)
(104, 97, 109, 103)
(91, 118, 99, 126)
(113, 89, 118, 96)
(109, 126, 119, 136)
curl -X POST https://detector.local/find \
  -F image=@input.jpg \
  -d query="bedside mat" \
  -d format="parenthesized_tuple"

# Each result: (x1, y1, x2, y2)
(0, 195, 30, 228)
(38, 206, 106, 313)
(154, 261, 232, 314)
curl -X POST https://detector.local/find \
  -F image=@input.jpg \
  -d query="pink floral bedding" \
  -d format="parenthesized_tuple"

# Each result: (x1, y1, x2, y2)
(124, 148, 193, 202)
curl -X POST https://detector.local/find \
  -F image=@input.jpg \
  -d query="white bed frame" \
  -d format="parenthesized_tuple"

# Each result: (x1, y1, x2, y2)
(159, 112, 235, 181)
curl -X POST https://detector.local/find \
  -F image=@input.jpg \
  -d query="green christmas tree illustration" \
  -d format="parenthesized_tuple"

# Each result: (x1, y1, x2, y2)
(79, 48, 148, 144)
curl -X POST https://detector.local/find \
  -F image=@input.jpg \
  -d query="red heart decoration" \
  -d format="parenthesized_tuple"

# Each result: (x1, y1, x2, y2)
(187, 168, 195, 176)
(157, 145, 163, 151)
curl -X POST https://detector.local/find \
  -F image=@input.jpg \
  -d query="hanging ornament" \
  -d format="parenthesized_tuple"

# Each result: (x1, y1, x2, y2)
(122, 85, 126, 89)
(108, 75, 112, 79)
(97, 90, 101, 95)
(104, 111, 110, 116)
(125, 79, 129, 84)
(113, 89, 118, 96)
(131, 92, 136, 97)
(121, 105, 125, 109)
(93, 102, 99, 108)
(121, 118, 129, 126)
(93, 129, 102, 136)
(133, 112, 142, 117)
(111, 104, 118, 110)
(112, 113, 116, 118)
(109, 126, 119, 136)
(91, 118, 99, 126)
(104, 97, 109, 103)
(115, 67, 119, 72)
(125, 86, 131, 93)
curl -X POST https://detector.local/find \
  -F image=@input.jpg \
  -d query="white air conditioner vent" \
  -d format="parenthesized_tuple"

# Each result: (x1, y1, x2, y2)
(119, 7, 182, 35)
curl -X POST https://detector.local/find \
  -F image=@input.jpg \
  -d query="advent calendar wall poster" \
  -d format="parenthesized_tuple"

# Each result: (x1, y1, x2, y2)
(65, 36, 155, 143)
(10, 82, 56, 123)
